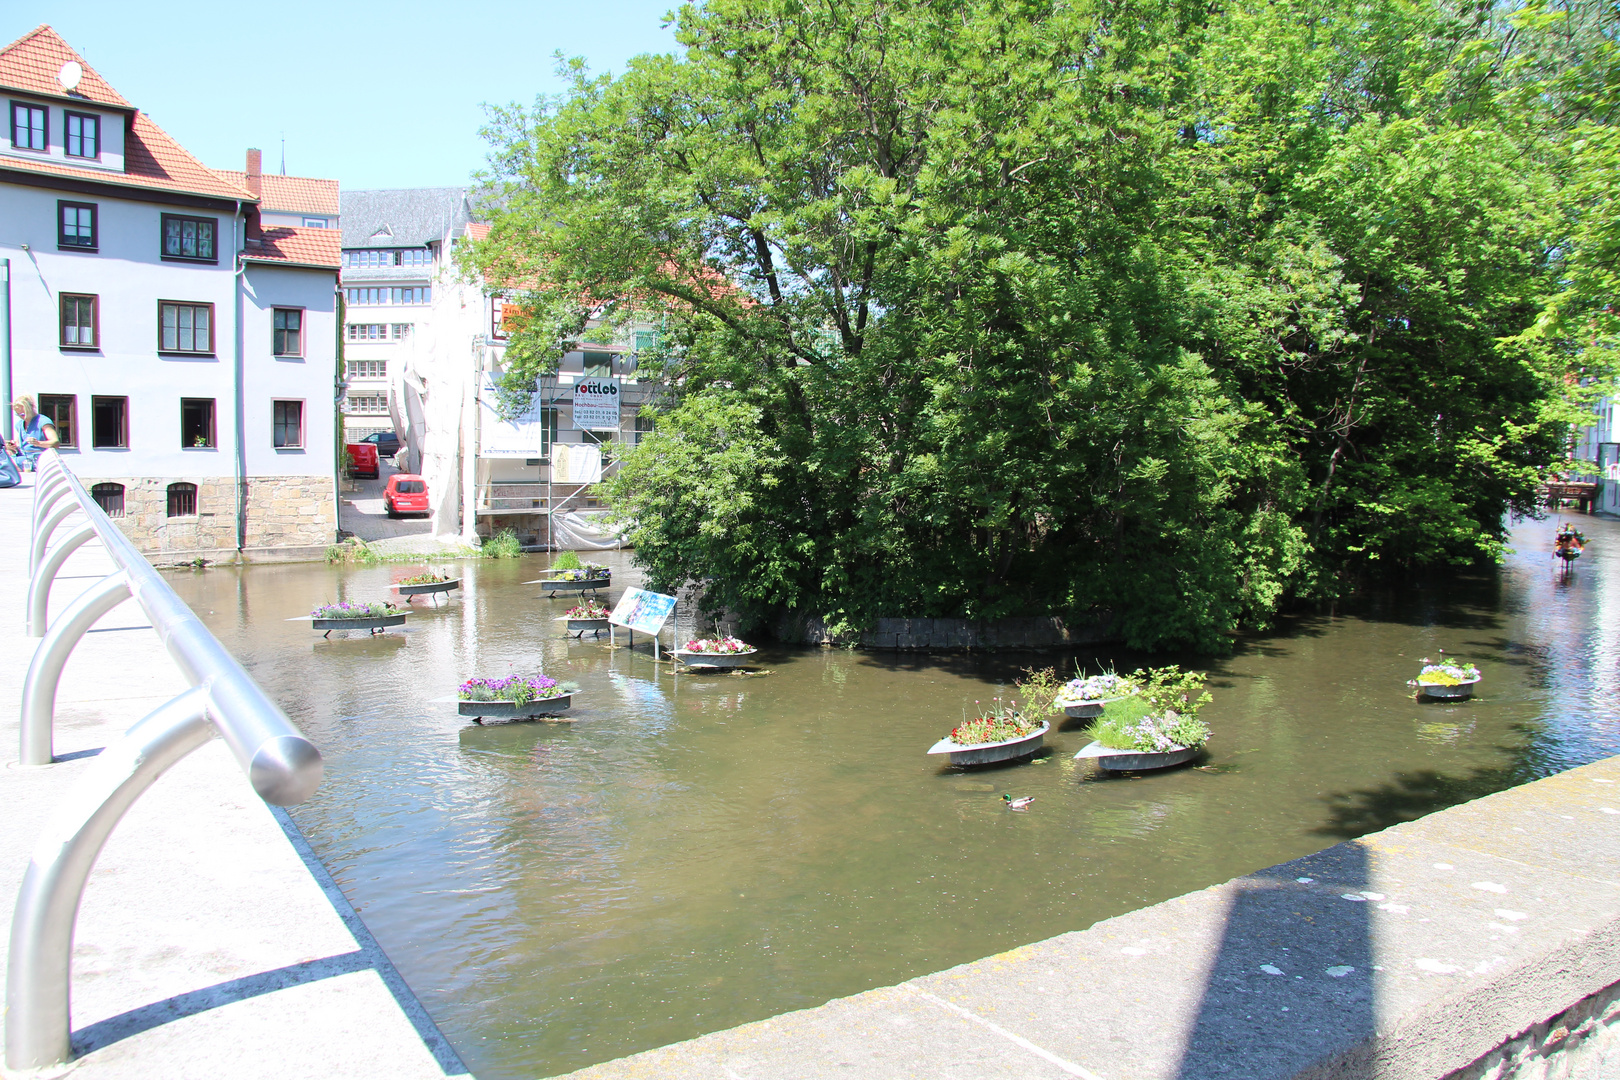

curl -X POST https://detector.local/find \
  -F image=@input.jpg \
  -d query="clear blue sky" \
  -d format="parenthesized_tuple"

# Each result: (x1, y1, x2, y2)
(6, 2, 683, 190)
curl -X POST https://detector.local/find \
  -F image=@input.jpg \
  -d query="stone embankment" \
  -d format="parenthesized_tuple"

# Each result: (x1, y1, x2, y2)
(0, 476, 463, 1079)
(562, 756, 1620, 1080)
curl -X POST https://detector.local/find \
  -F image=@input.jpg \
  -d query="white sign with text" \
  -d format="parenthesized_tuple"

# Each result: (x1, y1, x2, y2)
(572, 377, 621, 431)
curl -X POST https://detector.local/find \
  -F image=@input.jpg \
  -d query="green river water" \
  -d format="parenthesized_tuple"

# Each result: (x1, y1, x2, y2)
(170, 512, 1620, 1079)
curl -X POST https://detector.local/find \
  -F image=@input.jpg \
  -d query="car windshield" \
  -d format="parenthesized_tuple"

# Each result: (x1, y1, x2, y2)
(396, 481, 425, 494)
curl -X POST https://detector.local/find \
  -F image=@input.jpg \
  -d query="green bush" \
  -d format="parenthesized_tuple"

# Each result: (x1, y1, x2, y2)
(550, 550, 583, 570)
(483, 529, 523, 559)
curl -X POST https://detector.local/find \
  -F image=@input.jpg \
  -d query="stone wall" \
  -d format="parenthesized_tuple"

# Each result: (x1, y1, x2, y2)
(242, 475, 336, 558)
(775, 611, 1116, 651)
(95, 474, 335, 563)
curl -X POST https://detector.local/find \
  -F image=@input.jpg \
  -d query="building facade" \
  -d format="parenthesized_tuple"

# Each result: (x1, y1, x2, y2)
(0, 25, 340, 561)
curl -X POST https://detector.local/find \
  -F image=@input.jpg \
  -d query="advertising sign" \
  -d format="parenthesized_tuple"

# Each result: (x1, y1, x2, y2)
(478, 378, 551, 458)
(573, 376, 621, 431)
(610, 587, 676, 635)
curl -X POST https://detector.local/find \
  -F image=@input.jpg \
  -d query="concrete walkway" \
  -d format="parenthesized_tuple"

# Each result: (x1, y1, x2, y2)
(561, 755, 1620, 1078)
(0, 475, 467, 1079)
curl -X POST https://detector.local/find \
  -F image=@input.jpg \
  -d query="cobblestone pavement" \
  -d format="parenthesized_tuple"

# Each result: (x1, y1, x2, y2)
(338, 457, 435, 543)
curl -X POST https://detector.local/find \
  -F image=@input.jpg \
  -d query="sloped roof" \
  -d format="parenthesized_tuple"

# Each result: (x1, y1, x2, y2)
(0, 25, 130, 109)
(218, 172, 340, 216)
(0, 26, 255, 203)
(341, 187, 472, 248)
(243, 226, 341, 271)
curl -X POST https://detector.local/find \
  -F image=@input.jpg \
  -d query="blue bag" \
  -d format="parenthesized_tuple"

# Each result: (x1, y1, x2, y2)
(0, 444, 19, 489)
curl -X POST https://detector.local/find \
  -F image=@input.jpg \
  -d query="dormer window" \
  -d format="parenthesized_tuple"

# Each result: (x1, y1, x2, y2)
(65, 112, 98, 159)
(10, 102, 46, 151)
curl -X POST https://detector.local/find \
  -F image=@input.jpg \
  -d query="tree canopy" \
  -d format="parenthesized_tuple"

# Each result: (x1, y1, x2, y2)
(464, 0, 1617, 650)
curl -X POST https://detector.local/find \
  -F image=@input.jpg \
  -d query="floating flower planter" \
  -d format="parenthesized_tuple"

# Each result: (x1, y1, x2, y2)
(675, 637, 757, 669)
(457, 675, 577, 722)
(542, 568, 611, 596)
(1410, 656, 1481, 701)
(394, 573, 460, 604)
(1054, 672, 1138, 719)
(929, 695, 1049, 766)
(310, 601, 406, 637)
(1074, 666, 1211, 772)
(560, 602, 611, 637)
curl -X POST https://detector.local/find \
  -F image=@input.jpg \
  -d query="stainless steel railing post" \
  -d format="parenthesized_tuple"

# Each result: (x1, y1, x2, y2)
(28, 500, 81, 586)
(5, 688, 214, 1072)
(28, 487, 73, 575)
(27, 521, 98, 638)
(19, 572, 133, 766)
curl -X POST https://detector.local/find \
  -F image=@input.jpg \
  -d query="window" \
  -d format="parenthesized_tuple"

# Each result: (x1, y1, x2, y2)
(346, 394, 389, 415)
(64, 112, 98, 159)
(582, 351, 613, 377)
(347, 360, 386, 379)
(159, 301, 214, 354)
(38, 395, 76, 448)
(273, 400, 304, 448)
(91, 396, 128, 449)
(166, 482, 198, 518)
(635, 411, 656, 445)
(10, 101, 45, 151)
(302, 217, 328, 228)
(392, 323, 412, 339)
(344, 286, 430, 306)
(90, 482, 124, 518)
(161, 214, 217, 262)
(342, 248, 431, 268)
(492, 299, 508, 340)
(59, 294, 97, 348)
(582, 428, 616, 467)
(58, 202, 96, 250)
(635, 330, 657, 353)
(539, 408, 559, 460)
(402, 248, 431, 266)
(273, 308, 303, 356)
(181, 398, 215, 448)
(346, 323, 386, 341)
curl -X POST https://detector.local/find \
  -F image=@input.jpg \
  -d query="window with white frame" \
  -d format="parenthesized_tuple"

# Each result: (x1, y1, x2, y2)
(345, 287, 431, 306)
(392, 323, 412, 339)
(347, 360, 386, 379)
(346, 323, 385, 341)
(346, 394, 389, 414)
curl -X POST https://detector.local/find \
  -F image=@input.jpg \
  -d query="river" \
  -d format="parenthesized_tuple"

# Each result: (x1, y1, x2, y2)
(169, 512, 1620, 1079)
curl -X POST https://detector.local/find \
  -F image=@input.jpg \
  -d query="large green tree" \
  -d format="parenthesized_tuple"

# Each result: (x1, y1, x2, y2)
(465, 0, 1595, 650)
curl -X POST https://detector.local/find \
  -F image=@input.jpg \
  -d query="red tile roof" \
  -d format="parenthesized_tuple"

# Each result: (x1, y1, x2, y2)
(243, 226, 341, 271)
(464, 222, 491, 241)
(217, 172, 340, 216)
(0, 26, 256, 203)
(0, 25, 130, 108)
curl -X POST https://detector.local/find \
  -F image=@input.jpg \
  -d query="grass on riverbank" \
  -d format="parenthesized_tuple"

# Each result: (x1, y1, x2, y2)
(325, 535, 485, 565)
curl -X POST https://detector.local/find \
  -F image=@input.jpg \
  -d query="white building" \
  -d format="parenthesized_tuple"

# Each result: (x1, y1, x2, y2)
(0, 25, 340, 561)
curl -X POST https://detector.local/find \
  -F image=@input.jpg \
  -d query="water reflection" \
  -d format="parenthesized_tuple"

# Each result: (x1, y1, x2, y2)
(167, 516, 1620, 1080)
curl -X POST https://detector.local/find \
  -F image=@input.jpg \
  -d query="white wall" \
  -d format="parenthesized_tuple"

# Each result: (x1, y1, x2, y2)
(0, 96, 126, 175)
(242, 263, 338, 476)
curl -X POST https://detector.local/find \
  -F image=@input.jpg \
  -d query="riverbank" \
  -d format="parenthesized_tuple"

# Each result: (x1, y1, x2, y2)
(0, 477, 464, 1079)
(559, 752, 1620, 1079)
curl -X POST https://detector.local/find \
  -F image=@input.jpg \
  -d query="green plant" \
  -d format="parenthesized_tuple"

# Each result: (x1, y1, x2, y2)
(325, 537, 379, 565)
(1084, 666, 1212, 751)
(944, 695, 1040, 747)
(1013, 667, 1065, 725)
(311, 601, 400, 620)
(550, 550, 583, 570)
(483, 529, 522, 559)
(398, 571, 449, 586)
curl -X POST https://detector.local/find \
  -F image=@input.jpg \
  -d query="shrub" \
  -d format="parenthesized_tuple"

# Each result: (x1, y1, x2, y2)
(483, 529, 523, 559)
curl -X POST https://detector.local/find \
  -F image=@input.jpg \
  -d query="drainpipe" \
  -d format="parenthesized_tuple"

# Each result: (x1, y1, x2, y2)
(233, 203, 248, 556)
(1, 258, 11, 443)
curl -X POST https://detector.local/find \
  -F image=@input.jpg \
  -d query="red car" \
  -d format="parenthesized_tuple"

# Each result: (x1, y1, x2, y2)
(384, 474, 429, 517)
(346, 442, 379, 479)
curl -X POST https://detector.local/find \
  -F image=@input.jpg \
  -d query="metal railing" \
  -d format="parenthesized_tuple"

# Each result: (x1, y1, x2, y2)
(8, 451, 324, 1072)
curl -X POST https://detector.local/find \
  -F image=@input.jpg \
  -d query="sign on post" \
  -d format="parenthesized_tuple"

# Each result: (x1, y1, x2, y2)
(573, 377, 621, 431)
(609, 587, 677, 660)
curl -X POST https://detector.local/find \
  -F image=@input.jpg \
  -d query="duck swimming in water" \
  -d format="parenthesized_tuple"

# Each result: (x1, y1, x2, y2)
(1002, 794, 1034, 810)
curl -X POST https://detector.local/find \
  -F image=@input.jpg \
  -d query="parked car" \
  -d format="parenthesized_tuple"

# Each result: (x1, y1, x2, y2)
(360, 431, 400, 459)
(384, 474, 430, 517)
(346, 442, 379, 479)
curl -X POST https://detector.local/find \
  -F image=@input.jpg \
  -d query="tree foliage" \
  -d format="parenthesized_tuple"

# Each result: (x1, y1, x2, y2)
(464, 0, 1610, 650)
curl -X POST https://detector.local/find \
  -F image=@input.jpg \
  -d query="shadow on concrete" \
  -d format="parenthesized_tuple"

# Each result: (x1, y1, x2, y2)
(1171, 842, 1376, 1078)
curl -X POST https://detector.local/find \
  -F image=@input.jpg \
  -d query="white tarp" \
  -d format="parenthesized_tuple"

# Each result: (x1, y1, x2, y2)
(549, 509, 625, 551)
(550, 444, 603, 484)
(478, 379, 551, 458)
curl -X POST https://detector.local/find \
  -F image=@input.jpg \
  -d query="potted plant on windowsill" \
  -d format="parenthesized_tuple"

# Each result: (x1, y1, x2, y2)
(1409, 654, 1481, 701)
(928, 696, 1048, 766)
(1074, 666, 1210, 771)
(674, 636, 757, 669)
(1053, 671, 1139, 719)
(457, 674, 579, 722)
(559, 601, 611, 636)
(310, 601, 406, 636)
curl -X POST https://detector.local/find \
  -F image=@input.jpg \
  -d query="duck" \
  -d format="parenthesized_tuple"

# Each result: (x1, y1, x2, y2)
(1002, 794, 1035, 810)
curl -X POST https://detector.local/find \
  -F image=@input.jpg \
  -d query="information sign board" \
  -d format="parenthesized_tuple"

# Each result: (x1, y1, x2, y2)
(573, 377, 621, 430)
(610, 587, 676, 635)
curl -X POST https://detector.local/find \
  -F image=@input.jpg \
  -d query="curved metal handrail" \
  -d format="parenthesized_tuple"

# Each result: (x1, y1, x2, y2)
(9, 451, 325, 1071)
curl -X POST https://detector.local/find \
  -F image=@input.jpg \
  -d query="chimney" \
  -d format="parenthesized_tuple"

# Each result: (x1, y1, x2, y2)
(245, 148, 262, 199)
